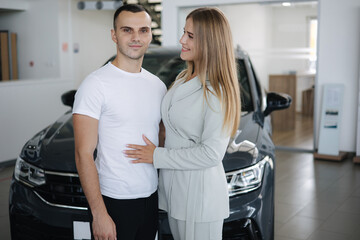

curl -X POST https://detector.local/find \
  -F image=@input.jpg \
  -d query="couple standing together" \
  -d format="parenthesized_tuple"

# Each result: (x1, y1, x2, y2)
(73, 4, 241, 240)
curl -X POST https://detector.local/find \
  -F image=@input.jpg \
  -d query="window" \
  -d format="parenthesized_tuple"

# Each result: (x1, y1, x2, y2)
(238, 59, 254, 112)
(308, 18, 318, 72)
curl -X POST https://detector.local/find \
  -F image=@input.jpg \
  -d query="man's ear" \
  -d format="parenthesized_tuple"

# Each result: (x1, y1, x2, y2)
(111, 29, 117, 43)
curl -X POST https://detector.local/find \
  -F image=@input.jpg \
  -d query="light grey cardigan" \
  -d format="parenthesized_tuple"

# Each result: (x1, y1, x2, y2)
(153, 76, 230, 222)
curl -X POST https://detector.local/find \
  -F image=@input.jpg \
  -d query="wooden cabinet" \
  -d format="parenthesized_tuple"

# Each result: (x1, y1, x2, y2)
(269, 74, 296, 131)
(0, 31, 10, 81)
(0, 31, 18, 81)
(302, 87, 314, 116)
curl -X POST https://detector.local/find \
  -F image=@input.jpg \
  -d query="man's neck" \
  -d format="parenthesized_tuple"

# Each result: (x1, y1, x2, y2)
(111, 56, 143, 73)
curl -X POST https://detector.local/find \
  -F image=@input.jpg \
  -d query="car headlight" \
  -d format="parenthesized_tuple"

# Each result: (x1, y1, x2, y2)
(226, 156, 271, 197)
(14, 156, 46, 187)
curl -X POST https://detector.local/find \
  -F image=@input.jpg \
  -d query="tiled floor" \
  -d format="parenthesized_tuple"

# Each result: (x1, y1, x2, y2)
(0, 164, 13, 240)
(274, 151, 360, 240)
(0, 151, 360, 240)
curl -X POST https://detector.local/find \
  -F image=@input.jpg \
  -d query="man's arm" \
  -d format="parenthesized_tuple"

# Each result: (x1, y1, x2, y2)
(158, 120, 165, 147)
(73, 114, 117, 240)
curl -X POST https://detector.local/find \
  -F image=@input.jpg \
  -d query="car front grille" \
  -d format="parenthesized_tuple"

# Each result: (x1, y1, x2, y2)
(223, 219, 262, 240)
(35, 171, 88, 210)
(10, 213, 74, 240)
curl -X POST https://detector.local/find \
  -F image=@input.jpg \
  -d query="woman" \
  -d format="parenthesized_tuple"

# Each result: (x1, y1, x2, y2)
(125, 7, 240, 240)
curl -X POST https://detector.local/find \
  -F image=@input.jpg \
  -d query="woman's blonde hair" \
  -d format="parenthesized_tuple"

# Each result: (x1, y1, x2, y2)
(177, 7, 241, 136)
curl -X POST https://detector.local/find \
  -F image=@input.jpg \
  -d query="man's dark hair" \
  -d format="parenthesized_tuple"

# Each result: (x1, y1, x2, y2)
(113, 4, 151, 30)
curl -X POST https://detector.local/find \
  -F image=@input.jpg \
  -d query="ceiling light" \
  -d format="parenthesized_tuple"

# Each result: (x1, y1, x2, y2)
(282, 2, 292, 7)
(77, 1, 123, 10)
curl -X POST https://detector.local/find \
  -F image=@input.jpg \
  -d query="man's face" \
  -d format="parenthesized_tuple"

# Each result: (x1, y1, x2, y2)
(111, 11, 152, 61)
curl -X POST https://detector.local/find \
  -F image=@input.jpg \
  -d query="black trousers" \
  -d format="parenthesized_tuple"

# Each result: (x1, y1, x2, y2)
(89, 191, 158, 240)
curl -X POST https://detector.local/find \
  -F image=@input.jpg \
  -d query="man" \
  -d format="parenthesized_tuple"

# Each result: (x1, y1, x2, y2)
(73, 4, 166, 240)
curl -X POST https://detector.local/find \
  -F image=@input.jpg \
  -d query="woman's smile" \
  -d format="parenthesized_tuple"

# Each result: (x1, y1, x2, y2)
(181, 47, 190, 52)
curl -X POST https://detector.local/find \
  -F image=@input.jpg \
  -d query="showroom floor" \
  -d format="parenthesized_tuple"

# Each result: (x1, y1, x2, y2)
(0, 151, 360, 240)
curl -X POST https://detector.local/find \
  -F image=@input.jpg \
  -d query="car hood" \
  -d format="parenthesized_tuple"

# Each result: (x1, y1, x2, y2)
(21, 111, 261, 173)
(222, 112, 262, 172)
(21, 110, 76, 172)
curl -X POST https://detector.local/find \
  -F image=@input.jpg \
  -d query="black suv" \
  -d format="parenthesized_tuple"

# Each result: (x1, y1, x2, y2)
(9, 46, 291, 240)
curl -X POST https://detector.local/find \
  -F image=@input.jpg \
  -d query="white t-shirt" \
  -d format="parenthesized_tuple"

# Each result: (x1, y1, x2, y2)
(73, 62, 167, 199)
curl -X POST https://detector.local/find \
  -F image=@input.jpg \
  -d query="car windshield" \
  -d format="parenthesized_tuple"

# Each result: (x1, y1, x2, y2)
(156, 57, 185, 88)
(237, 59, 254, 112)
(143, 54, 254, 112)
(142, 54, 179, 75)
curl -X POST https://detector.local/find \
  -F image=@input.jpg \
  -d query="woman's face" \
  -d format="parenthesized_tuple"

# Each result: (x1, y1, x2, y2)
(179, 18, 197, 62)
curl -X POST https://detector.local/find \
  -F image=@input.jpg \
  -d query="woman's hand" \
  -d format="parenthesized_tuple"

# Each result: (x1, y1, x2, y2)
(125, 135, 156, 164)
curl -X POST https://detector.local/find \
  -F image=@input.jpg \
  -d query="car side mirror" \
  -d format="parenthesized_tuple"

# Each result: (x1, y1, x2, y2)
(61, 90, 77, 108)
(263, 92, 292, 117)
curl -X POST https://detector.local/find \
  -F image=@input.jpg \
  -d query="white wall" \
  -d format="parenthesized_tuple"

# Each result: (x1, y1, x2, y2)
(71, 0, 116, 87)
(0, 0, 60, 80)
(316, 0, 360, 152)
(0, 0, 28, 11)
(0, 80, 73, 162)
(268, 5, 317, 76)
(0, 0, 116, 85)
(59, 0, 74, 81)
(220, 4, 272, 91)
(162, 0, 282, 47)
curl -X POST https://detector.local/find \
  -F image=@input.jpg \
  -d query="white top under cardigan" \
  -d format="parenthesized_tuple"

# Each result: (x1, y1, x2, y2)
(153, 76, 230, 222)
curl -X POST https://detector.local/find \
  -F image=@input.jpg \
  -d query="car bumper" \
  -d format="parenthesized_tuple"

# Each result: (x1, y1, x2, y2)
(9, 179, 90, 240)
(9, 161, 273, 240)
